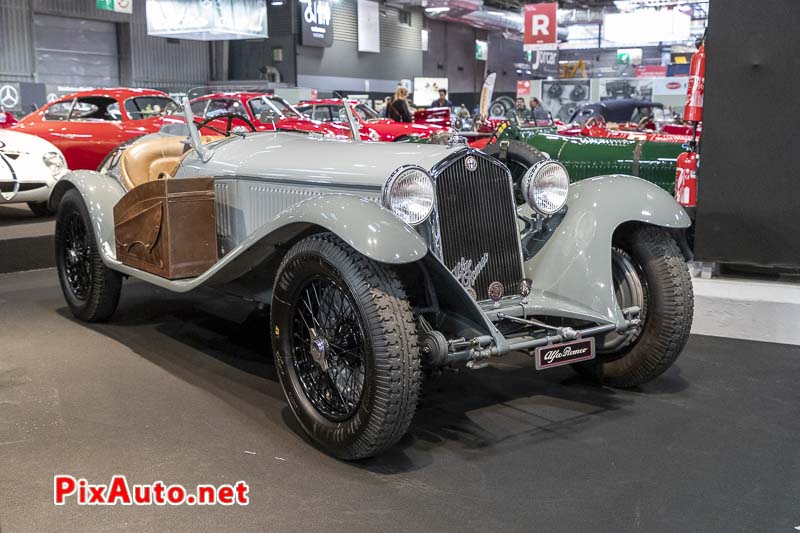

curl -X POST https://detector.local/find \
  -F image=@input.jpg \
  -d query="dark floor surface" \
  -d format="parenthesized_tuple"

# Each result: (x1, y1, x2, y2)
(0, 204, 54, 239)
(1, 269, 799, 532)
(0, 206, 55, 273)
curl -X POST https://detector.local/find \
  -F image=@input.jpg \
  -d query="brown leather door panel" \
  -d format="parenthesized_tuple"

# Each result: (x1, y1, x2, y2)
(113, 178, 218, 279)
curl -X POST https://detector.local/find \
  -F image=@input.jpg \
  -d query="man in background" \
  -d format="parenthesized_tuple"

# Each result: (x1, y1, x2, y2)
(431, 88, 452, 108)
(514, 97, 531, 120)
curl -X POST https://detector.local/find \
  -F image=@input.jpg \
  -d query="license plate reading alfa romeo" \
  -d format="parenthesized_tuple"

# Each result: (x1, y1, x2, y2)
(534, 338, 595, 370)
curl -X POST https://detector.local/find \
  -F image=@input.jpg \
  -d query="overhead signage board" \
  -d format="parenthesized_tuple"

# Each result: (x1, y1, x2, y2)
(529, 49, 559, 78)
(475, 40, 488, 61)
(97, 0, 132, 14)
(357, 0, 380, 53)
(300, 0, 334, 47)
(146, 0, 268, 41)
(636, 65, 668, 78)
(523, 3, 558, 51)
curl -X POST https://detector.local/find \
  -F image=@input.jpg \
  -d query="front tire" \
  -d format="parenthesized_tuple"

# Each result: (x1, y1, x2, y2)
(572, 225, 693, 388)
(55, 189, 122, 322)
(271, 234, 420, 460)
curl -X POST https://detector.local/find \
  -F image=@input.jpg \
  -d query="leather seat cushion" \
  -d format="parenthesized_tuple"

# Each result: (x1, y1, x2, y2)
(119, 137, 187, 190)
(118, 135, 226, 191)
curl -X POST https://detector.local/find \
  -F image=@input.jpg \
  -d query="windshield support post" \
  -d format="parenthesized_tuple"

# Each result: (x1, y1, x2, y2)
(341, 100, 361, 142)
(183, 97, 212, 162)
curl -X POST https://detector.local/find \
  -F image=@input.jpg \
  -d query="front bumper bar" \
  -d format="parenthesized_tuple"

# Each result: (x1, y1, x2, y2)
(447, 322, 618, 365)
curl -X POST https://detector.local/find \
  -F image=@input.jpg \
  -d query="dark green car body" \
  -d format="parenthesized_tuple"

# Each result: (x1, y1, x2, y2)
(492, 122, 684, 194)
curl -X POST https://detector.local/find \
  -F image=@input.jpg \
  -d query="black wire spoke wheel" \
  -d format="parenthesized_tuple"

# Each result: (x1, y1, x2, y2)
(62, 211, 92, 301)
(291, 277, 367, 421)
(271, 233, 420, 460)
(55, 189, 122, 322)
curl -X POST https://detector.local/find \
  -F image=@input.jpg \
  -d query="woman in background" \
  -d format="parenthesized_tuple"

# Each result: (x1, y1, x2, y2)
(387, 87, 412, 123)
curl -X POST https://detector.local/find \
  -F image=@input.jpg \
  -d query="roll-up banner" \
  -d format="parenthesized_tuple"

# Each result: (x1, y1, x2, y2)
(479, 73, 497, 117)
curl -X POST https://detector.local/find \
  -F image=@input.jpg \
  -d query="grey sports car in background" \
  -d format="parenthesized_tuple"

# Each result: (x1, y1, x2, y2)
(49, 92, 694, 460)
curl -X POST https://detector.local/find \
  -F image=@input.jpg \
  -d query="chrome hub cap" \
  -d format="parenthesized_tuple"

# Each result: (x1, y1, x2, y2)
(602, 248, 648, 354)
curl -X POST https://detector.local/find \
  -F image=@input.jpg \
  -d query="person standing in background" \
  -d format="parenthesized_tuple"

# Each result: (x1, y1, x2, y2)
(431, 88, 452, 108)
(529, 97, 541, 114)
(380, 96, 392, 117)
(514, 97, 531, 120)
(387, 87, 413, 123)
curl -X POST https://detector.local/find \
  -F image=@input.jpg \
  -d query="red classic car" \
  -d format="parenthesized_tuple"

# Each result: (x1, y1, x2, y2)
(0, 109, 18, 129)
(558, 118, 694, 144)
(295, 99, 447, 142)
(12, 88, 182, 170)
(413, 106, 455, 129)
(189, 92, 357, 138)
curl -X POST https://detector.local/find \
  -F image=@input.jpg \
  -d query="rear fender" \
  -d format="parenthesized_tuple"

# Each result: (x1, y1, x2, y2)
(50, 170, 127, 260)
(523, 175, 691, 327)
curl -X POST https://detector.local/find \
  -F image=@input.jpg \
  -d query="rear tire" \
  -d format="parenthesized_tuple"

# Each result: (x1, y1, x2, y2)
(271, 233, 420, 460)
(27, 201, 54, 217)
(572, 225, 693, 388)
(55, 189, 122, 322)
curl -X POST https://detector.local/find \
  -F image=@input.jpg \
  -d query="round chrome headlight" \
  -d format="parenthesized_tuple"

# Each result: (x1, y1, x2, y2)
(522, 160, 569, 215)
(42, 151, 66, 177)
(382, 166, 435, 226)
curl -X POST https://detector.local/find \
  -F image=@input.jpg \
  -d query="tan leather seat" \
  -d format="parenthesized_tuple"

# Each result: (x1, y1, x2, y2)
(118, 135, 224, 191)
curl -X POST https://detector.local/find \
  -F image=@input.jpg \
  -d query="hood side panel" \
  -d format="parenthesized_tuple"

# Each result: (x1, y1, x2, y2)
(177, 132, 458, 187)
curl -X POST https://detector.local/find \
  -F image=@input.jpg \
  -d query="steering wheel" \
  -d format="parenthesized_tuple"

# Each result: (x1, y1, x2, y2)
(584, 115, 607, 129)
(194, 112, 257, 136)
(636, 115, 655, 131)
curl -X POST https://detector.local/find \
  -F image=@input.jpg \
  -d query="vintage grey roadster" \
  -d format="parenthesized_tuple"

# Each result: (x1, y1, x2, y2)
(50, 96, 693, 460)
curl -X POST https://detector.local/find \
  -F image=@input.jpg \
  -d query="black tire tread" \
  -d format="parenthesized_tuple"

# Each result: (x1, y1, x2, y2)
(583, 225, 693, 388)
(274, 233, 420, 460)
(56, 190, 122, 322)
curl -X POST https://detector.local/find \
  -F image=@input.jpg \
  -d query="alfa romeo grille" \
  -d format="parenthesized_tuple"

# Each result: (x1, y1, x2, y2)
(434, 152, 524, 300)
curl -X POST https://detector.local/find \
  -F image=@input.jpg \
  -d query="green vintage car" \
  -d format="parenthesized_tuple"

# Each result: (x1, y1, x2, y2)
(421, 111, 683, 196)
(480, 120, 684, 196)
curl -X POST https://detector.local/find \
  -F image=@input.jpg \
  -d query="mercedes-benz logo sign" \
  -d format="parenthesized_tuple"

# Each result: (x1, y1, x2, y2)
(464, 155, 478, 172)
(0, 85, 19, 109)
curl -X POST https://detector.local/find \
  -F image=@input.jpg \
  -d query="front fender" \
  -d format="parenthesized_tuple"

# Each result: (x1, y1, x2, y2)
(272, 194, 428, 264)
(523, 174, 690, 326)
(180, 193, 428, 291)
(51, 170, 126, 259)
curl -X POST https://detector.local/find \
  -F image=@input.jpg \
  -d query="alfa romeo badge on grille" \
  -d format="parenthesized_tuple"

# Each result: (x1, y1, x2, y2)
(464, 156, 478, 172)
(488, 281, 504, 302)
